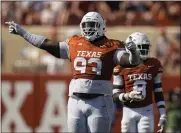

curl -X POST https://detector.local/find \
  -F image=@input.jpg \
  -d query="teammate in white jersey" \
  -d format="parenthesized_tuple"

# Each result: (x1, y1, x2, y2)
(6, 12, 140, 133)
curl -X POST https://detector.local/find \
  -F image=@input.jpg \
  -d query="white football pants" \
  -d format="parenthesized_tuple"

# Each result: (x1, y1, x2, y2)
(121, 104, 154, 133)
(67, 95, 114, 133)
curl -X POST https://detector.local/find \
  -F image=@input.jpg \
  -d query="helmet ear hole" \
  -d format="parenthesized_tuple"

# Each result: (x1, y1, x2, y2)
(97, 23, 100, 28)
(137, 45, 141, 49)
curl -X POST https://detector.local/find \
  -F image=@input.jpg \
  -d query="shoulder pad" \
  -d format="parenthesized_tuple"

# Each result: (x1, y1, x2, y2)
(147, 57, 161, 65)
(109, 39, 125, 48)
(118, 40, 125, 48)
(154, 58, 163, 73)
(66, 35, 82, 44)
(147, 58, 163, 73)
(106, 39, 124, 48)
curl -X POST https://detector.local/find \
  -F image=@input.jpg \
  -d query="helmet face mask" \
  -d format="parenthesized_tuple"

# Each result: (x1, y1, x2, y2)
(81, 21, 100, 37)
(137, 43, 150, 60)
(80, 12, 106, 41)
(125, 32, 151, 61)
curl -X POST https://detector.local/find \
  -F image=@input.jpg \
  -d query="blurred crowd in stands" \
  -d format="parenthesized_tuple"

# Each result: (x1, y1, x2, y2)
(1, 1, 180, 75)
(2, 1, 180, 26)
(155, 28, 180, 73)
(165, 87, 181, 133)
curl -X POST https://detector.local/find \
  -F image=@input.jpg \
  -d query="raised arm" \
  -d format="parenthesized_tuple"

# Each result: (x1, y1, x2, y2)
(5, 21, 69, 59)
(114, 41, 140, 66)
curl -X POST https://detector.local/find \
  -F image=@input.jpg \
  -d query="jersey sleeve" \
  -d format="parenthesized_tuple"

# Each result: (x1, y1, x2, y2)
(113, 66, 123, 86)
(156, 59, 163, 73)
(113, 66, 124, 91)
(66, 35, 79, 44)
(113, 66, 121, 75)
(112, 66, 124, 103)
(65, 35, 80, 61)
(58, 41, 70, 59)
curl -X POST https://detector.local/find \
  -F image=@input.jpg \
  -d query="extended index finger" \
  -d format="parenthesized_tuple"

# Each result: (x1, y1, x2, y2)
(5, 22, 11, 25)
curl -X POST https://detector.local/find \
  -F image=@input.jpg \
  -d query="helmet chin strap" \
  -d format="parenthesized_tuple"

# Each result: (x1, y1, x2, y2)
(86, 31, 104, 41)
(83, 31, 98, 41)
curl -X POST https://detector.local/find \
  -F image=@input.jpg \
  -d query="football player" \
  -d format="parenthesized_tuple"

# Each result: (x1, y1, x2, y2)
(113, 32, 166, 133)
(6, 12, 140, 133)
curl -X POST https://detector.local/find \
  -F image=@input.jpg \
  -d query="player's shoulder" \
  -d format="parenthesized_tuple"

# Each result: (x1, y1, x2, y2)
(146, 57, 162, 66)
(66, 35, 83, 44)
(108, 39, 125, 48)
(146, 57, 163, 73)
(113, 65, 122, 75)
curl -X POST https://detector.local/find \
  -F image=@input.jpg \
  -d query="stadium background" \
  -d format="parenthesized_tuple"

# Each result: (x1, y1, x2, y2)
(1, 1, 180, 133)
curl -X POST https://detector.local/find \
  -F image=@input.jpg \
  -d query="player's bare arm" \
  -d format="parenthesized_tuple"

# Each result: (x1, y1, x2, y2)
(5, 21, 69, 59)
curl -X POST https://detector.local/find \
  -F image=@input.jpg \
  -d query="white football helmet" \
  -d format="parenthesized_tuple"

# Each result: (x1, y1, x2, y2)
(80, 12, 106, 41)
(125, 32, 151, 60)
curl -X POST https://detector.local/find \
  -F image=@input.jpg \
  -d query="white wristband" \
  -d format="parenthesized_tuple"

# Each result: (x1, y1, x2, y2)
(119, 93, 126, 102)
(119, 93, 130, 102)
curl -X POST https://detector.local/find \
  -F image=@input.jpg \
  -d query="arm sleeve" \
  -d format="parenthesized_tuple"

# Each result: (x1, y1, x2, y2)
(157, 60, 163, 74)
(112, 74, 124, 102)
(112, 66, 124, 101)
(19, 28, 70, 59)
(113, 74, 124, 94)
(153, 73, 166, 115)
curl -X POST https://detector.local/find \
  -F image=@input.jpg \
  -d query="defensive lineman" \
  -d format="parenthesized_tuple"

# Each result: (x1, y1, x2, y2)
(6, 12, 140, 133)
